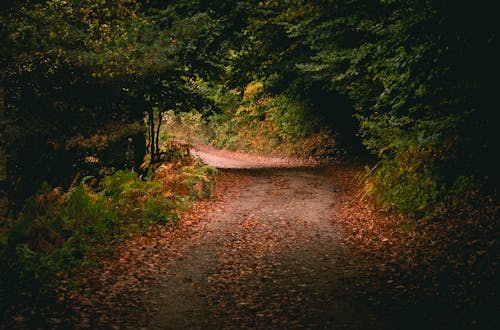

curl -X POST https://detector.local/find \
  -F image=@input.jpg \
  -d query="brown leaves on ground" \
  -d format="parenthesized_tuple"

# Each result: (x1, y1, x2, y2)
(328, 162, 499, 328)
(39, 158, 498, 329)
(57, 171, 247, 329)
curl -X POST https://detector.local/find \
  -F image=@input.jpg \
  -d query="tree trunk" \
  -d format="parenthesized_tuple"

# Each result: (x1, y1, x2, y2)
(155, 110, 162, 158)
(132, 130, 146, 172)
(147, 109, 154, 157)
(0, 70, 7, 215)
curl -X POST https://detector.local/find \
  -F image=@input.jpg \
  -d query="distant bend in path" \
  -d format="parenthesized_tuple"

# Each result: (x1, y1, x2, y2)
(189, 144, 317, 169)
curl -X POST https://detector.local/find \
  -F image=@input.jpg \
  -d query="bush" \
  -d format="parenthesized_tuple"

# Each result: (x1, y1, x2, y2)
(0, 160, 217, 316)
(358, 111, 481, 216)
(167, 81, 338, 158)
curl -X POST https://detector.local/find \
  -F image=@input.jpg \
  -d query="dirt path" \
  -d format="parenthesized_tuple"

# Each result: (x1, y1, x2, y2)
(189, 144, 319, 169)
(64, 145, 497, 329)
(136, 148, 387, 329)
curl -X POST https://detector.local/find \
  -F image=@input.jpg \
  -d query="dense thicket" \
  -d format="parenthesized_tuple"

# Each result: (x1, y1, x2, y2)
(0, 0, 219, 207)
(1, 0, 498, 212)
(216, 0, 499, 214)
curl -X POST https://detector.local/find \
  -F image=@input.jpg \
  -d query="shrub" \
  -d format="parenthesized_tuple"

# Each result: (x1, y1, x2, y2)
(0, 160, 216, 316)
(167, 81, 337, 158)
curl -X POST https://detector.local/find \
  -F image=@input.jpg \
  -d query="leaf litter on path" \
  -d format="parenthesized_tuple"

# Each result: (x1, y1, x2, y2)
(59, 149, 497, 329)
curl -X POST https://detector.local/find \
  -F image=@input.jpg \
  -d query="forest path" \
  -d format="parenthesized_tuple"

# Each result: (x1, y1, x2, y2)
(72, 145, 497, 329)
(143, 147, 387, 329)
(189, 144, 318, 169)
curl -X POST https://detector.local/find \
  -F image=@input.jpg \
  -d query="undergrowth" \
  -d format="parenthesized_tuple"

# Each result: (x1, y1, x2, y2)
(166, 80, 338, 159)
(0, 153, 217, 319)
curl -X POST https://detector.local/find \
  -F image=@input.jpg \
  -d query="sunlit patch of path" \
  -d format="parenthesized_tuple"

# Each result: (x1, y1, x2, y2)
(190, 144, 317, 169)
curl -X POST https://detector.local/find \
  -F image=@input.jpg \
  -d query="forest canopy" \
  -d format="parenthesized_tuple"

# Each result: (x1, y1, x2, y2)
(1, 0, 498, 213)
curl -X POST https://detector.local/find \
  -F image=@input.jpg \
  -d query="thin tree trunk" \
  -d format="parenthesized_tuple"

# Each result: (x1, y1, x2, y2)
(147, 109, 154, 157)
(155, 110, 162, 159)
(0, 78, 5, 181)
(132, 130, 146, 172)
(0, 70, 7, 215)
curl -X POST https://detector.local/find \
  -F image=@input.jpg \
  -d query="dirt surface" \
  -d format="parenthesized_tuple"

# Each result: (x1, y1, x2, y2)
(189, 144, 319, 169)
(62, 146, 497, 329)
(146, 169, 382, 329)
(134, 148, 385, 329)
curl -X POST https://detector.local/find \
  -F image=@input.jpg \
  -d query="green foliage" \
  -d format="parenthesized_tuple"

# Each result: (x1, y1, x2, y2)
(180, 165, 218, 200)
(368, 157, 440, 214)
(267, 95, 319, 143)
(218, 0, 498, 215)
(177, 110, 207, 145)
(168, 81, 337, 157)
(0, 161, 216, 313)
(1, 0, 222, 204)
